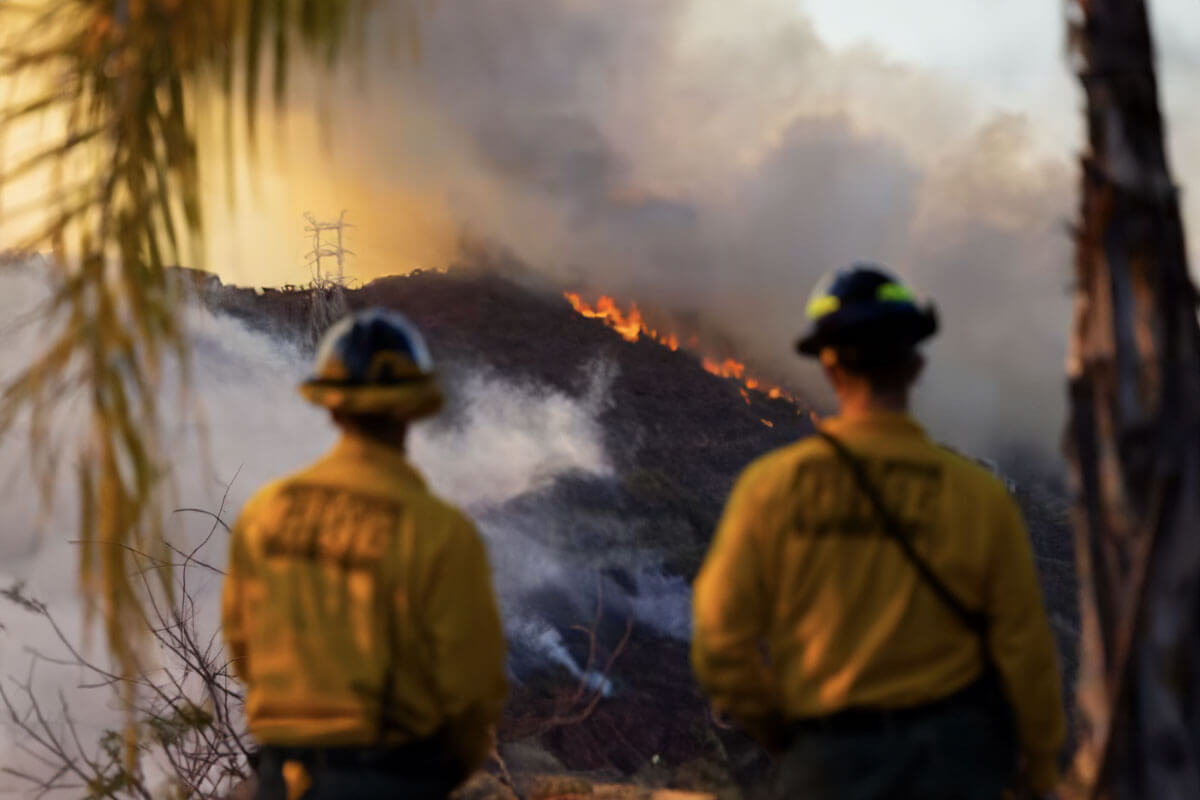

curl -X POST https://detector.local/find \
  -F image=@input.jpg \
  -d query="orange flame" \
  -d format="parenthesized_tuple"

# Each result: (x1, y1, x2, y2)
(564, 291, 679, 350)
(564, 291, 801, 406)
(702, 357, 746, 380)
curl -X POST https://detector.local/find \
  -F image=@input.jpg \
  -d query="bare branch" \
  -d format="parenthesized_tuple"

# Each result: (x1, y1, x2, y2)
(1, 497, 252, 798)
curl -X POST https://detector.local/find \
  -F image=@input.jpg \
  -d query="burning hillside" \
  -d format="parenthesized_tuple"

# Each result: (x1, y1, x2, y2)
(196, 258, 1078, 789)
(563, 291, 800, 406)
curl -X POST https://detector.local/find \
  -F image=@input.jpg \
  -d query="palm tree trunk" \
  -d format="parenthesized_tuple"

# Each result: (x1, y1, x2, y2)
(1066, 1, 1200, 797)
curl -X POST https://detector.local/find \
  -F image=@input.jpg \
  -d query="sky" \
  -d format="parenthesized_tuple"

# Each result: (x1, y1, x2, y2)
(802, 0, 1200, 224)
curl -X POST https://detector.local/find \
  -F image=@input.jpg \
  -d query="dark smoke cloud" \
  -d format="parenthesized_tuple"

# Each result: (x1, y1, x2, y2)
(310, 0, 1076, 460)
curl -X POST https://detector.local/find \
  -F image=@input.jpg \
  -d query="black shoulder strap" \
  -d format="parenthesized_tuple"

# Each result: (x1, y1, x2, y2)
(815, 429, 989, 640)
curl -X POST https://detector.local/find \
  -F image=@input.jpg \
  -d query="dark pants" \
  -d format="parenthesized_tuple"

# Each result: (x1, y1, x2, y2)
(777, 680, 1017, 800)
(254, 741, 464, 800)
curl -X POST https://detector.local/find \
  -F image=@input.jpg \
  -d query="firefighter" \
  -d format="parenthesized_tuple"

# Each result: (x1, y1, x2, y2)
(692, 265, 1065, 799)
(222, 308, 507, 800)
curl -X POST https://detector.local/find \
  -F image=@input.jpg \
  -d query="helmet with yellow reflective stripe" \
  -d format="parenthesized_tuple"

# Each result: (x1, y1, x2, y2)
(796, 264, 937, 359)
(299, 308, 444, 419)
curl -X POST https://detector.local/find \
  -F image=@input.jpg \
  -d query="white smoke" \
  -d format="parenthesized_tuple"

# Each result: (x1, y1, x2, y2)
(412, 362, 613, 507)
(508, 618, 615, 699)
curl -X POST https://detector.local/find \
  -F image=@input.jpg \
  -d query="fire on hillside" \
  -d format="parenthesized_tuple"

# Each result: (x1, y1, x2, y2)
(563, 291, 800, 407)
(563, 291, 683, 351)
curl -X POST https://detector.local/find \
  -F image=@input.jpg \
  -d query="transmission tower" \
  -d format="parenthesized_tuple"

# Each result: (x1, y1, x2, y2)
(302, 211, 355, 347)
(304, 210, 355, 288)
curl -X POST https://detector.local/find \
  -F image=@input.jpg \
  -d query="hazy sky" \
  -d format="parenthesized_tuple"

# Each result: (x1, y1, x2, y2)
(4, 2, 1196, 283)
(187, 0, 1200, 288)
(802, 0, 1200, 221)
(804, 1, 1076, 146)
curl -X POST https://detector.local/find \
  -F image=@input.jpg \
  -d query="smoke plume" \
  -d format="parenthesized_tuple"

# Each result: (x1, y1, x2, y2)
(206, 0, 1078, 461)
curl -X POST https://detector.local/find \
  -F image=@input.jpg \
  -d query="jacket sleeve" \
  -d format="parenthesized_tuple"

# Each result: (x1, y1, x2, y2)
(986, 493, 1066, 793)
(691, 463, 778, 728)
(417, 514, 508, 772)
(221, 511, 255, 684)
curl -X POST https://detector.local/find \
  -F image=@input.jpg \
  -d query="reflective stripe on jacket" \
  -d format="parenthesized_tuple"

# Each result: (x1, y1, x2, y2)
(691, 412, 1065, 792)
(222, 433, 507, 770)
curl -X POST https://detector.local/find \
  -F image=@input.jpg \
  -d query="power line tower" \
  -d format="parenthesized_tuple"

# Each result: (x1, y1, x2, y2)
(302, 211, 354, 347)
(304, 210, 355, 288)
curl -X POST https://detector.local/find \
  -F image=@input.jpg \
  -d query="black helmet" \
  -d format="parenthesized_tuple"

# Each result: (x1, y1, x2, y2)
(796, 264, 937, 360)
(299, 308, 444, 419)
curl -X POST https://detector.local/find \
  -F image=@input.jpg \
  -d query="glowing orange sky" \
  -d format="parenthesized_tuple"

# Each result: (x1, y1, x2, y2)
(197, 104, 461, 288)
(0, 69, 461, 289)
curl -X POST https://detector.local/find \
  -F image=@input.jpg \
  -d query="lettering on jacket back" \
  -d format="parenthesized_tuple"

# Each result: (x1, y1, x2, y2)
(262, 485, 400, 569)
(789, 457, 942, 536)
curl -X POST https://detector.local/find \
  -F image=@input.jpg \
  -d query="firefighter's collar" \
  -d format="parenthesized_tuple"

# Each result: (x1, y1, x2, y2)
(820, 411, 927, 438)
(331, 432, 427, 487)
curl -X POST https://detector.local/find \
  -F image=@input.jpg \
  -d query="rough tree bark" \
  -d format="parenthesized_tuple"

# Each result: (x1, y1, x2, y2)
(1065, 1, 1200, 797)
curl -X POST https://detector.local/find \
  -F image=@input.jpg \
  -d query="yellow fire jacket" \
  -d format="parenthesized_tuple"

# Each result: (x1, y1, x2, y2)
(692, 412, 1065, 792)
(222, 433, 508, 771)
